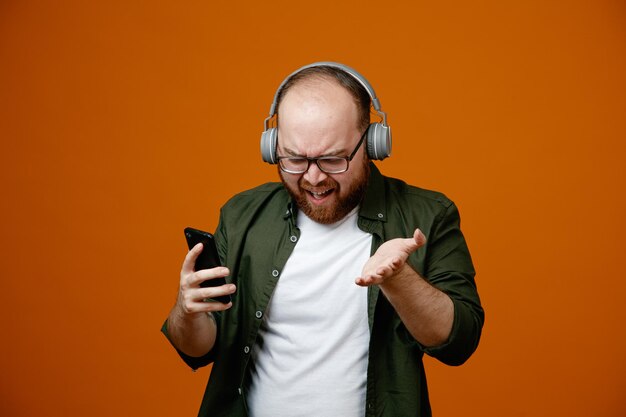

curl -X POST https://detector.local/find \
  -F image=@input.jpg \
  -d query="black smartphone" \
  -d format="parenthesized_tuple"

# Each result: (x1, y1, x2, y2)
(184, 227, 231, 304)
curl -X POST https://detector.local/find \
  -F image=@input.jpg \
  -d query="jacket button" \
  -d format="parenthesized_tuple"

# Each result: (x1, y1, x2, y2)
(272, 269, 279, 277)
(244, 346, 250, 354)
(255, 311, 263, 319)
(290, 235, 297, 242)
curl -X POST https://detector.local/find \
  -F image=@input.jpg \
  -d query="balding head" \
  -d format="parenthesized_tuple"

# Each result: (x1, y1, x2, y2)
(275, 66, 371, 133)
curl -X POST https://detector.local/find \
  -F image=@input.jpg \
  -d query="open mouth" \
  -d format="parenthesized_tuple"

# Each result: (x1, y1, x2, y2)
(305, 188, 334, 201)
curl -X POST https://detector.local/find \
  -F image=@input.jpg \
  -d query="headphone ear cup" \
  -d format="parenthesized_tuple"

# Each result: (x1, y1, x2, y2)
(260, 128, 278, 164)
(366, 123, 392, 160)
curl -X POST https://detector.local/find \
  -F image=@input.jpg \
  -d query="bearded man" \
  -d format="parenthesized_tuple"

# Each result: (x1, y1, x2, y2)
(163, 62, 484, 417)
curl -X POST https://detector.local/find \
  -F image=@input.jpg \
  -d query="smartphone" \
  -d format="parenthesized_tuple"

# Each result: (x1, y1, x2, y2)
(184, 227, 231, 304)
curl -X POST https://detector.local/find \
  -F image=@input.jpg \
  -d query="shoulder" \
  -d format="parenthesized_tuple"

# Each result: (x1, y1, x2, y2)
(366, 163, 453, 210)
(384, 175, 453, 210)
(221, 182, 288, 215)
(384, 171, 458, 228)
(362, 164, 457, 225)
(227, 182, 284, 199)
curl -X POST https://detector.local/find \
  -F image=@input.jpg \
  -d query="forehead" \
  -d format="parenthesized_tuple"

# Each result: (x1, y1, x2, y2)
(277, 78, 361, 154)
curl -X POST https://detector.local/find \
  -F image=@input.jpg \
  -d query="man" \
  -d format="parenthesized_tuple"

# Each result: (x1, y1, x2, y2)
(163, 62, 484, 417)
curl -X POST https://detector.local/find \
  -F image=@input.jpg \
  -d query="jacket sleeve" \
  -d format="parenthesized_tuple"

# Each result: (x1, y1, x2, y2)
(419, 201, 484, 366)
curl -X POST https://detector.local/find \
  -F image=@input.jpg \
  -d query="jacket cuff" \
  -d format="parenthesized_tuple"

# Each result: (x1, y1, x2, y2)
(161, 318, 217, 370)
(420, 297, 483, 366)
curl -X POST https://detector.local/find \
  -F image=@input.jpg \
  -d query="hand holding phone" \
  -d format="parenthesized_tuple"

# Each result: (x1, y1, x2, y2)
(184, 227, 232, 304)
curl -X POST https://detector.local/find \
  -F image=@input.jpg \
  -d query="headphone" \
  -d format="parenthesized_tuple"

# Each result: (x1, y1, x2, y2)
(260, 61, 392, 164)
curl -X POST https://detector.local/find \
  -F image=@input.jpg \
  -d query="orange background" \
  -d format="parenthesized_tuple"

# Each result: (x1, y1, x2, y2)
(1, 1, 625, 416)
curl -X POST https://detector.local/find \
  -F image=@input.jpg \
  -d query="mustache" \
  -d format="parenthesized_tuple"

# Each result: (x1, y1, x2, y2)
(298, 177, 338, 190)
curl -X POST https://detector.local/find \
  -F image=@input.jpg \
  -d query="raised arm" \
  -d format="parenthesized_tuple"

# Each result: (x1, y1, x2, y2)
(165, 243, 236, 357)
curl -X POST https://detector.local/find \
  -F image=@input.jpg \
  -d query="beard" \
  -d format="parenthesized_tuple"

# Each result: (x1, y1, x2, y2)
(280, 159, 370, 225)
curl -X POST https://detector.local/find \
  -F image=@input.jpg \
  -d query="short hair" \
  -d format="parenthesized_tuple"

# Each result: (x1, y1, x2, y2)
(274, 66, 371, 132)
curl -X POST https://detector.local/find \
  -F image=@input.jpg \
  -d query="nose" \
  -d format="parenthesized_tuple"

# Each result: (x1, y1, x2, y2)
(303, 160, 328, 186)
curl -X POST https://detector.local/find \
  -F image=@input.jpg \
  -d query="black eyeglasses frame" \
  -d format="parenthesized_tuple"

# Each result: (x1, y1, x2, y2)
(277, 130, 367, 175)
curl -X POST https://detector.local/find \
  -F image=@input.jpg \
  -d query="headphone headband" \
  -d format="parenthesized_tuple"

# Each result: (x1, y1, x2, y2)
(261, 61, 392, 163)
(268, 62, 383, 117)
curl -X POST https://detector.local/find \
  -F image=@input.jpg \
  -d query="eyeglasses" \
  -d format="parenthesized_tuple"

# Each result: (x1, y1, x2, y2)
(277, 131, 367, 174)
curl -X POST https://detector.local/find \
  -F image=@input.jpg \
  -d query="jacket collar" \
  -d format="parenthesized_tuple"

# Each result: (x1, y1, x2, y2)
(359, 162, 387, 223)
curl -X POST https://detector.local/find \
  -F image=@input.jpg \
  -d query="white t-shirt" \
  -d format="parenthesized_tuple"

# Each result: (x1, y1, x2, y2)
(246, 207, 372, 417)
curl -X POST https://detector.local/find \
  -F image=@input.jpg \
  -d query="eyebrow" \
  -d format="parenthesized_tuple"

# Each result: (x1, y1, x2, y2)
(280, 146, 347, 158)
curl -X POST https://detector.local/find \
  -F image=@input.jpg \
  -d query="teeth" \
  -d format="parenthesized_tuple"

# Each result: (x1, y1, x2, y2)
(309, 189, 331, 199)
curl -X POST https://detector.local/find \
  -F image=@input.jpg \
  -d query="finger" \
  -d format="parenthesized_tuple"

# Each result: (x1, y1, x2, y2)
(355, 274, 382, 287)
(189, 266, 230, 287)
(180, 284, 236, 311)
(355, 276, 370, 287)
(197, 283, 237, 301)
(203, 300, 233, 312)
(391, 256, 406, 270)
(376, 265, 394, 277)
(181, 243, 203, 274)
(184, 299, 233, 314)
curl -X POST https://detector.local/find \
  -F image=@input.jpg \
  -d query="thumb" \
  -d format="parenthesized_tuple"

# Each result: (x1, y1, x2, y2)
(399, 229, 425, 254)
(182, 242, 203, 274)
(413, 228, 426, 248)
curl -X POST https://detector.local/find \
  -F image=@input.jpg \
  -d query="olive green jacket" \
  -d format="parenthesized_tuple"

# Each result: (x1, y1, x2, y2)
(163, 163, 484, 417)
